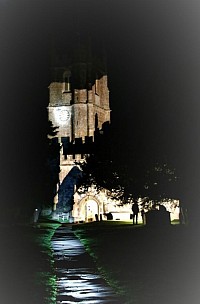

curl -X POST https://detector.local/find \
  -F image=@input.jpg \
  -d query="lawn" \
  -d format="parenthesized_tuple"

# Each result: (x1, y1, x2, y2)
(0, 220, 60, 304)
(73, 221, 200, 304)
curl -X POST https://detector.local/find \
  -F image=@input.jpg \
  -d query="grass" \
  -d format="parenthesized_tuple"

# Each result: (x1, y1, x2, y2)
(0, 220, 60, 304)
(32, 220, 61, 304)
(73, 221, 200, 304)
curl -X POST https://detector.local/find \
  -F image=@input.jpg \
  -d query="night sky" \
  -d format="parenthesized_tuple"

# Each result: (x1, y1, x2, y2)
(1, 0, 200, 207)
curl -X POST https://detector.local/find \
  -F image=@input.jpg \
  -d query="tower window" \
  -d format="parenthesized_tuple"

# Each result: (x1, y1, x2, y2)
(95, 78, 99, 95)
(95, 72, 101, 95)
(63, 70, 71, 92)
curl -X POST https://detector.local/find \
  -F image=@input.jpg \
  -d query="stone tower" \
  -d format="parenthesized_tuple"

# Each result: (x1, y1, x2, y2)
(47, 41, 111, 214)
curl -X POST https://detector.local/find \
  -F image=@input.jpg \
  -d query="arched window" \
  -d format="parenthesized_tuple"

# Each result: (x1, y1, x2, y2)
(95, 77, 99, 95)
(63, 70, 71, 92)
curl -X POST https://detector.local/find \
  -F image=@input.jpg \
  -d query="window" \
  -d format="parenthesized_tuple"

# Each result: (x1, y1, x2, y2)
(63, 70, 71, 92)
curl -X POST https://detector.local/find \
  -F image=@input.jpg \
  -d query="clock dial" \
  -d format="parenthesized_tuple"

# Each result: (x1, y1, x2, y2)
(54, 108, 70, 124)
(59, 109, 70, 121)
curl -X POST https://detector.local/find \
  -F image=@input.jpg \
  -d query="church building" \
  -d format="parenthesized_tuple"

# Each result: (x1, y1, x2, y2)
(47, 42, 179, 224)
(47, 42, 123, 222)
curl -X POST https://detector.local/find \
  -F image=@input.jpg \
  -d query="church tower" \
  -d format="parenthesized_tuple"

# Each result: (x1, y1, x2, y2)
(47, 41, 111, 214)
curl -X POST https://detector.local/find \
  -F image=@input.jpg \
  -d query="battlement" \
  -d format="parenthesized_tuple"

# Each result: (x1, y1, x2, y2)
(55, 121, 111, 162)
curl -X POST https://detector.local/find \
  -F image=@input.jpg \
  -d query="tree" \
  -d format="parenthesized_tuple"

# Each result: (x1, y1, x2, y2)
(20, 120, 60, 221)
(77, 124, 181, 209)
(75, 124, 124, 198)
(42, 120, 60, 209)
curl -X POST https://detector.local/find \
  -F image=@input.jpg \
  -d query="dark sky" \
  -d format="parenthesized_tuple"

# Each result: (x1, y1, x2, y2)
(1, 0, 200, 201)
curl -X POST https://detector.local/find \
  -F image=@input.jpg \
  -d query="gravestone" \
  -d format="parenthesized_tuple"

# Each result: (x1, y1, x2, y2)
(145, 209, 171, 226)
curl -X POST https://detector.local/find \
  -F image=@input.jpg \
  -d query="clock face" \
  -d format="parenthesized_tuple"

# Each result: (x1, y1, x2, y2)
(54, 108, 70, 124)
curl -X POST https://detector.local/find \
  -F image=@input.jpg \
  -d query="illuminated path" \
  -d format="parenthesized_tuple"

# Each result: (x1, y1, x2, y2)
(51, 225, 123, 304)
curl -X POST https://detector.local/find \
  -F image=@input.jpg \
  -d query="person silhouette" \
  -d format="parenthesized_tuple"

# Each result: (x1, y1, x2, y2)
(141, 209, 145, 224)
(132, 202, 139, 225)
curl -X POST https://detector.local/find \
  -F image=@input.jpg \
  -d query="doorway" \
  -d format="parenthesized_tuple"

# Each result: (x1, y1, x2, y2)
(85, 200, 98, 222)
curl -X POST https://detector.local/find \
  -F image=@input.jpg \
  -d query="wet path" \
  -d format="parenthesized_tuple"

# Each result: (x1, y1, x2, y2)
(51, 225, 123, 304)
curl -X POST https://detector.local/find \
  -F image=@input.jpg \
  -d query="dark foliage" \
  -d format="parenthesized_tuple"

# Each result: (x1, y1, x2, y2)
(42, 121, 60, 208)
(76, 124, 180, 205)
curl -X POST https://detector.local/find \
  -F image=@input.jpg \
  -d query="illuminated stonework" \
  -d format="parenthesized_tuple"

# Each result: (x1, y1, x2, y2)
(72, 189, 179, 223)
(48, 74, 110, 141)
(48, 48, 112, 220)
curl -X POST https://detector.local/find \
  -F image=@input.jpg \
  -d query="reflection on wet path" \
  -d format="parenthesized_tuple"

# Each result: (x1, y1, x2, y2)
(51, 225, 122, 303)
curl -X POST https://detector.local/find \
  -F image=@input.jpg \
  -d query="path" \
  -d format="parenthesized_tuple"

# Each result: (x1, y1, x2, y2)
(51, 225, 124, 304)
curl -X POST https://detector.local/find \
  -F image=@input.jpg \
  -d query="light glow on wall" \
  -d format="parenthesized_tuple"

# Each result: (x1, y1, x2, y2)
(54, 107, 70, 125)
